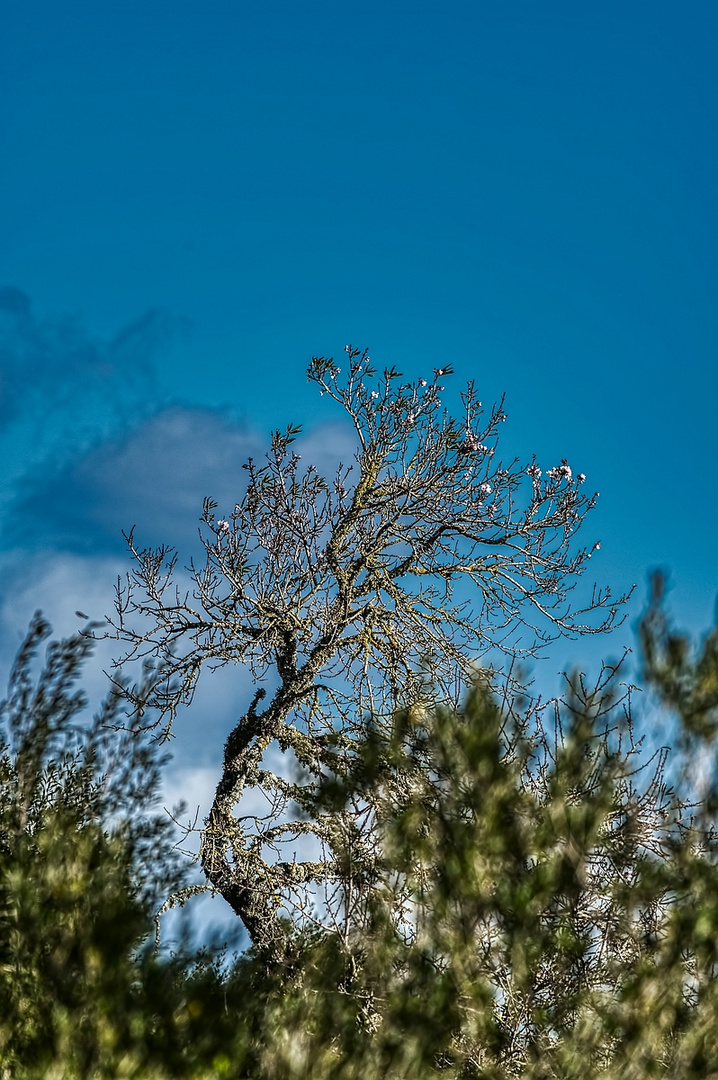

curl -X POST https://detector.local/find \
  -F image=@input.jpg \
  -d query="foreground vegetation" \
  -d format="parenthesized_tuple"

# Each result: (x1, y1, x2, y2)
(1, 575, 718, 1078)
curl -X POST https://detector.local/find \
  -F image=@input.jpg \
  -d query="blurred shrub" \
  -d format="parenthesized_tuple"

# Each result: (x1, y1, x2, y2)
(3, 579, 718, 1078)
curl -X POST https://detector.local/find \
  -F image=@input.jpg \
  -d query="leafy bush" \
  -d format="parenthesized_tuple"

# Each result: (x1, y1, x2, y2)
(0, 614, 241, 1078)
(3, 578, 718, 1078)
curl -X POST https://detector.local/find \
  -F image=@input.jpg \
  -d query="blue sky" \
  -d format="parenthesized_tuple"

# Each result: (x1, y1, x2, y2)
(1, 2, 716, 930)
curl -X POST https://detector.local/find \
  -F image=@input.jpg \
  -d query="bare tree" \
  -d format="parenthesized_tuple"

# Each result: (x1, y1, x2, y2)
(105, 348, 631, 953)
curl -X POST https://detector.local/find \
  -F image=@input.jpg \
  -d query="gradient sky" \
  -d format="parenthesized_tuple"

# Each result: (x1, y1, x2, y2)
(1, 1, 716, 936)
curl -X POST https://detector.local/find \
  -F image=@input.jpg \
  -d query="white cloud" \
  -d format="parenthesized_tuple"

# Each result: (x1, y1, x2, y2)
(12, 405, 360, 556)
(0, 549, 125, 706)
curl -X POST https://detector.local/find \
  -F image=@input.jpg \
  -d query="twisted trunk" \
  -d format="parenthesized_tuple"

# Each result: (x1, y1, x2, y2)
(200, 630, 343, 954)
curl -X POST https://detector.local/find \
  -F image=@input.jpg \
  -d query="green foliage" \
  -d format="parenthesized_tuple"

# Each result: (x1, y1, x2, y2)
(228, 579, 718, 1079)
(235, 679, 660, 1077)
(0, 614, 247, 1078)
(4, 581, 718, 1078)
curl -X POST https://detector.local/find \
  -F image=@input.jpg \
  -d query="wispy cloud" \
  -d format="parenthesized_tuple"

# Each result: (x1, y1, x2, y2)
(11, 405, 358, 556)
(2, 286, 359, 558)
(0, 286, 178, 508)
(11, 406, 264, 554)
